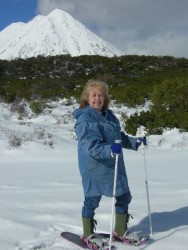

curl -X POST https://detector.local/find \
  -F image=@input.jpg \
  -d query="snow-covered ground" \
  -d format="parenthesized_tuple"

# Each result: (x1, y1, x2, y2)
(0, 100, 188, 250)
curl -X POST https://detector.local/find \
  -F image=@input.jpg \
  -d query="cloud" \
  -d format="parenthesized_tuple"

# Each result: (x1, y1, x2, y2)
(37, 0, 76, 15)
(37, 0, 188, 58)
(126, 31, 188, 58)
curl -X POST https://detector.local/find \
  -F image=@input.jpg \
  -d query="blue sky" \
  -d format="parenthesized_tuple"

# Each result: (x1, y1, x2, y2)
(0, 0, 38, 31)
(1, 0, 188, 58)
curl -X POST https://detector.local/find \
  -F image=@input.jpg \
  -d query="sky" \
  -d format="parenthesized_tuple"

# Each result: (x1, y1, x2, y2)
(0, 0, 188, 58)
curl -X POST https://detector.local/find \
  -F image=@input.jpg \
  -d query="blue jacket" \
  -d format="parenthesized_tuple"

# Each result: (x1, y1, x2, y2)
(72, 106, 138, 197)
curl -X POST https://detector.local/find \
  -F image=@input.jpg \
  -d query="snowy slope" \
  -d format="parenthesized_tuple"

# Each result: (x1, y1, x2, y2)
(0, 100, 188, 250)
(0, 9, 123, 60)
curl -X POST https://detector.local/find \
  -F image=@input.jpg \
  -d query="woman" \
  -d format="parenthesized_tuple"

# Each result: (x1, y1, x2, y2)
(72, 79, 146, 249)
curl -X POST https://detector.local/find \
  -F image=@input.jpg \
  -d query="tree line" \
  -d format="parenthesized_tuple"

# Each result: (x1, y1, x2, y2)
(0, 54, 188, 134)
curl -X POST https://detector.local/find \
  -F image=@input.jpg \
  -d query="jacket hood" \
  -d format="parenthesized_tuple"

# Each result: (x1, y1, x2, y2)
(72, 107, 84, 120)
(72, 106, 107, 123)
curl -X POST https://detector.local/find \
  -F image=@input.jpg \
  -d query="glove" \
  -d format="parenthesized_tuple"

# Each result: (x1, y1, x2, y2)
(111, 141, 122, 155)
(136, 136, 147, 148)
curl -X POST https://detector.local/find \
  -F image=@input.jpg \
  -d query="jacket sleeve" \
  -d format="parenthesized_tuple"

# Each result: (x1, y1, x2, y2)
(121, 131, 138, 150)
(75, 121, 112, 160)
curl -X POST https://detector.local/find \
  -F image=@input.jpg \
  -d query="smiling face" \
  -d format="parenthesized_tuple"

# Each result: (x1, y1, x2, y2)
(88, 87, 104, 111)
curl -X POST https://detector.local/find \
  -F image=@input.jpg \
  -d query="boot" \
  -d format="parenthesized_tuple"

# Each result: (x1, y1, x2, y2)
(113, 213, 139, 243)
(114, 212, 128, 236)
(82, 217, 95, 237)
(81, 217, 108, 249)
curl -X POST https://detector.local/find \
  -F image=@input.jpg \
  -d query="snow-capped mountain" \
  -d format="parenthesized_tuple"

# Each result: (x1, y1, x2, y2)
(0, 9, 123, 60)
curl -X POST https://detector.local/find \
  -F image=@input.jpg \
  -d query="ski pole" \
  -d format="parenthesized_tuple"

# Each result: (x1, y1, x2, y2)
(142, 142, 153, 236)
(109, 140, 121, 250)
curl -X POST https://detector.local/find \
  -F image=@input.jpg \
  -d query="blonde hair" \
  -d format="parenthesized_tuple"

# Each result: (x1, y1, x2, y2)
(79, 79, 111, 109)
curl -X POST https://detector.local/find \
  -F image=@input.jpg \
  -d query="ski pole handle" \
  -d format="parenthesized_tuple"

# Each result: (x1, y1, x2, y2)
(111, 140, 122, 155)
(115, 139, 122, 144)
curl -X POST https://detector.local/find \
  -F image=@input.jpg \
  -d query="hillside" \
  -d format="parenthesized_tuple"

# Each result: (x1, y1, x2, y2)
(0, 54, 188, 134)
(0, 100, 188, 250)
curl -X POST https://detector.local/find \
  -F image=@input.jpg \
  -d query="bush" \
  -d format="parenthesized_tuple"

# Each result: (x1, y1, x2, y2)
(111, 85, 148, 107)
(1, 55, 188, 134)
(9, 135, 22, 147)
(151, 77, 188, 114)
(30, 100, 44, 114)
(124, 77, 188, 135)
(124, 111, 158, 135)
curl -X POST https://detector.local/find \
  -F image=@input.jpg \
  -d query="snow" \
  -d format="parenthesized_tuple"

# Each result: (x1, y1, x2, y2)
(0, 9, 122, 60)
(0, 100, 188, 250)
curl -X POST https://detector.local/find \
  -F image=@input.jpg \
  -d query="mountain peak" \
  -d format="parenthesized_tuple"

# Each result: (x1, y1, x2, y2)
(48, 8, 70, 16)
(0, 9, 123, 60)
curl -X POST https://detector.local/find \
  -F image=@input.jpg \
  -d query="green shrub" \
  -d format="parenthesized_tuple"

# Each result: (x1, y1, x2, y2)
(30, 100, 44, 114)
(151, 77, 188, 114)
(1, 55, 188, 134)
(124, 111, 158, 135)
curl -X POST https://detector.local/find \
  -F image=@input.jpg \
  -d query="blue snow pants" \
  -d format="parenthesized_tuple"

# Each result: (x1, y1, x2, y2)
(82, 191, 132, 218)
